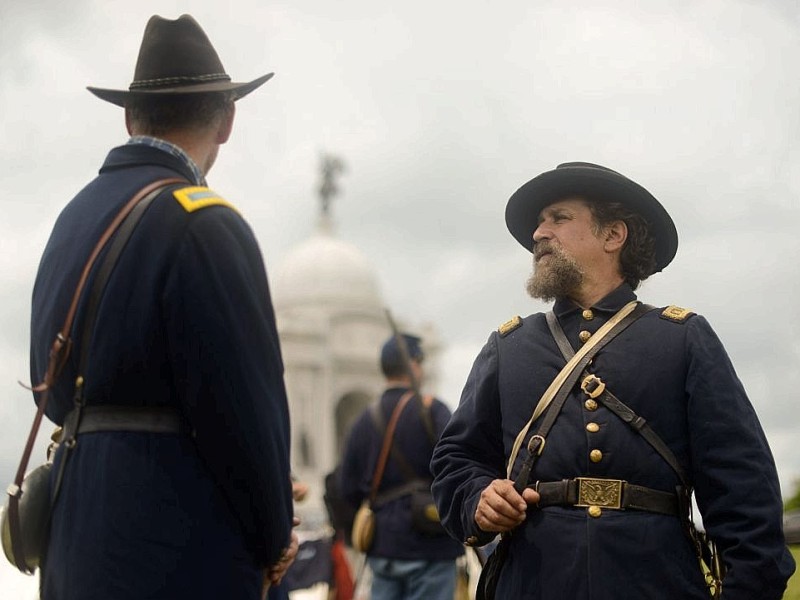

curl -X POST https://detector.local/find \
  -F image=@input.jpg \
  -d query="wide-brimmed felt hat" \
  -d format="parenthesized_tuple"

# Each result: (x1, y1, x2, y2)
(505, 162, 678, 273)
(87, 14, 273, 107)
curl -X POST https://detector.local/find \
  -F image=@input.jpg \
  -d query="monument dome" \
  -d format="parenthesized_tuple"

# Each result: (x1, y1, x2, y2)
(270, 155, 441, 530)
(272, 217, 382, 312)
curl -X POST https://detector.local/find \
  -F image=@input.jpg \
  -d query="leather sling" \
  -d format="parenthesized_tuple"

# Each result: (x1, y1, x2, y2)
(53, 177, 188, 505)
(535, 306, 686, 516)
(6, 178, 184, 573)
(476, 301, 652, 600)
(366, 391, 416, 507)
(544, 307, 725, 597)
(369, 393, 436, 503)
(507, 301, 651, 491)
(544, 308, 689, 488)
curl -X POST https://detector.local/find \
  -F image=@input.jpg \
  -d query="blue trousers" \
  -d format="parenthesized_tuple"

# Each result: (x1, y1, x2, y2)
(367, 558, 456, 600)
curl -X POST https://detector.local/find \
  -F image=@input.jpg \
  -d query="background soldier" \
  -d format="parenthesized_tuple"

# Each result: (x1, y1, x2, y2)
(340, 334, 463, 600)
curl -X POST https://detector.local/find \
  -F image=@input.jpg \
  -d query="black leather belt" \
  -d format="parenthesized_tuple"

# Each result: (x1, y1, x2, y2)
(531, 477, 678, 516)
(61, 405, 183, 441)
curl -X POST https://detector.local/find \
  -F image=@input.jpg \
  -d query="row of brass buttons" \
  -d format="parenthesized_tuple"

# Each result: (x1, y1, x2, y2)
(580, 309, 595, 343)
(583, 352, 603, 517)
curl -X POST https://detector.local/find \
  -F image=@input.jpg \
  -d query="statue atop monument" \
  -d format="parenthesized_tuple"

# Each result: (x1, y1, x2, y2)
(318, 153, 346, 218)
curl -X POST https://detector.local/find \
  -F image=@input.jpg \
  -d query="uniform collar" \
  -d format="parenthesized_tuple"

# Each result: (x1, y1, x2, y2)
(385, 384, 413, 393)
(126, 136, 205, 185)
(99, 141, 203, 185)
(553, 283, 637, 318)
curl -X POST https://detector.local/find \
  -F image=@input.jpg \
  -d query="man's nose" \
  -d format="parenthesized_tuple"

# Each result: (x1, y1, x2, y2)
(533, 222, 551, 244)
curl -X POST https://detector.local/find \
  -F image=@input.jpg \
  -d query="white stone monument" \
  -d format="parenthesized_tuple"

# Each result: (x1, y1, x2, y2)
(271, 155, 440, 527)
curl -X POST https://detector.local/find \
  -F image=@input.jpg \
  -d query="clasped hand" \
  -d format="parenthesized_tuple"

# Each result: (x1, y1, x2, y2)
(474, 479, 540, 533)
(262, 516, 301, 595)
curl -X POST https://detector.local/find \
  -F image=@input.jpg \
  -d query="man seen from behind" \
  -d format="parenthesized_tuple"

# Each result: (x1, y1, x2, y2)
(29, 14, 296, 600)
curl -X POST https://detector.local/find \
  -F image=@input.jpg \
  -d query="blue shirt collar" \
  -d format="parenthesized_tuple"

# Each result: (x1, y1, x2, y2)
(127, 136, 205, 185)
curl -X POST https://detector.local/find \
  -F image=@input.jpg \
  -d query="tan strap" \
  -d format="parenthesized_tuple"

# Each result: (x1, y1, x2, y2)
(368, 390, 415, 503)
(6, 177, 184, 573)
(506, 300, 639, 478)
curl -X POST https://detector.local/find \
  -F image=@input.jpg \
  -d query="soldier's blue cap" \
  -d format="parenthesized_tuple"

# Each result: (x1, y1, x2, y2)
(380, 334, 423, 375)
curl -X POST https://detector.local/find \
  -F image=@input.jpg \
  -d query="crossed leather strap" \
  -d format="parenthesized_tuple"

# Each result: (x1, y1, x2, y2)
(6, 178, 184, 573)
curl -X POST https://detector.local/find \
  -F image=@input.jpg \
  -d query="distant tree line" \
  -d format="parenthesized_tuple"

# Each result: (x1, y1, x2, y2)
(787, 481, 800, 512)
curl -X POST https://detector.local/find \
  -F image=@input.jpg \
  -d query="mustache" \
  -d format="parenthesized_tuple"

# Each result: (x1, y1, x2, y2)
(534, 241, 558, 261)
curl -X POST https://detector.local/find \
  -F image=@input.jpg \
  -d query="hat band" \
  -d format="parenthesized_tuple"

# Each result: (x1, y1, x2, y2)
(129, 72, 231, 90)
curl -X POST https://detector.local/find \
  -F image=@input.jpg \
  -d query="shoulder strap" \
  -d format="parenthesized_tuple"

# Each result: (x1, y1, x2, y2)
(419, 394, 437, 446)
(368, 400, 417, 481)
(545, 310, 575, 359)
(508, 301, 652, 491)
(546, 306, 720, 591)
(370, 393, 437, 483)
(75, 182, 180, 378)
(545, 306, 690, 487)
(367, 390, 415, 503)
(53, 178, 186, 505)
(5, 178, 184, 574)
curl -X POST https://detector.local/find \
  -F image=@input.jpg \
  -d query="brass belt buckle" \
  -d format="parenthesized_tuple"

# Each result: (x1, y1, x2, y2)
(576, 477, 624, 509)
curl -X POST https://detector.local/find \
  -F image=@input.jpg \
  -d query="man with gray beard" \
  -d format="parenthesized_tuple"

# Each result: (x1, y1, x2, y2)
(526, 240, 583, 301)
(430, 162, 794, 599)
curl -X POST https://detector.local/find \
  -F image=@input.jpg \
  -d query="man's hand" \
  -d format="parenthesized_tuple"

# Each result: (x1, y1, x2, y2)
(291, 481, 309, 502)
(262, 517, 301, 597)
(474, 479, 540, 533)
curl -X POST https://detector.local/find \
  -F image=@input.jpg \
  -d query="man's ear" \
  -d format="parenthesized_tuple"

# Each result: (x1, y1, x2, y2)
(216, 103, 235, 144)
(604, 220, 628, 253)
(125, 107, 134, 135)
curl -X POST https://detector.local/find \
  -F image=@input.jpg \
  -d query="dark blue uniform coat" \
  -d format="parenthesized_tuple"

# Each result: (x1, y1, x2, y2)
(339, 387, 464, 561)
(431, 285, 795, 599)
(30, 144, 293, 599)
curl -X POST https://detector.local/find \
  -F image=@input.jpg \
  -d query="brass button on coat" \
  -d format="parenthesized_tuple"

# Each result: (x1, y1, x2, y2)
(579, 330, 592, 343)
(590, 449, 603, 463)
(584, 399, 598, 411)
(586, 422, 600, 433)
(588, 505, 602, 518)
(582, 309, 594, 321)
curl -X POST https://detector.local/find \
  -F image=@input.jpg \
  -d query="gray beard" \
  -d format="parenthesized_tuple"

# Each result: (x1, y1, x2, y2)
(526, 247, 584, 302)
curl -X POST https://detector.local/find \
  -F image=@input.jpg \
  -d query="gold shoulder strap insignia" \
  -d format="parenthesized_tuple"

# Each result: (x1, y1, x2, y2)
(173, 186, 238, 214)
(498, 315, 522, 336)
(660, 305, 695, 323)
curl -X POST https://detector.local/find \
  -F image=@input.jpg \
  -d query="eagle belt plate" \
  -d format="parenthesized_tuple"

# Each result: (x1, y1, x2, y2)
(576, 477, 623, 509)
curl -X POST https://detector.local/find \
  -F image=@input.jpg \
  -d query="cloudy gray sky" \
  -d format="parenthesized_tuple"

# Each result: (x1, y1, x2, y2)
(2, 0, 799, 593)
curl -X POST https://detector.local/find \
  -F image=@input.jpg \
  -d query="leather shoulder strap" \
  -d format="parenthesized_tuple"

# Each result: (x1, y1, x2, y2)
(545, 305, 689, 487)
(52, 178, 186, 507)
(75, 180, 183, 376)
(368, 390, 415, 503)
(419, 394, 437, 446)
(5, 177, 184, 574)
(508, 301, 652, 490)
(370, 393, 436, 483)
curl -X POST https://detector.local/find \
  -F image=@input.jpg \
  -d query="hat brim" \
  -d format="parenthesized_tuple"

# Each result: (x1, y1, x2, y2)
(505, 165, 678, 273)
(87, 72, 274, 107)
